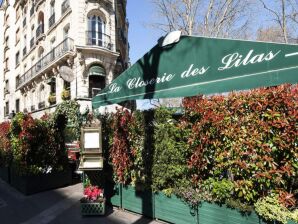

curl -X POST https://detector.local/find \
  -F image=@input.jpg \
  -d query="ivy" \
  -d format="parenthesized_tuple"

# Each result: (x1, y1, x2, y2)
(52, 100, 82, 140)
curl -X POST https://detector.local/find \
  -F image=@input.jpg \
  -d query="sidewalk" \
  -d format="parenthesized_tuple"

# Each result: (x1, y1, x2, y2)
(0, 179, 162, 224)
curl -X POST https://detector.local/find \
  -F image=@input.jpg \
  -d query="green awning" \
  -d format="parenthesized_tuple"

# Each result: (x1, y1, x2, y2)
(92, 35, 298, 109)
(89, 65, 105, 77)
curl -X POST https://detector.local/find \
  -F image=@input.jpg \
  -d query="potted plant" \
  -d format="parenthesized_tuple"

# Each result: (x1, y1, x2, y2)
(61, 89, 70, 100)
(48, 93, 56, 105)
(80, 185, 106, 216)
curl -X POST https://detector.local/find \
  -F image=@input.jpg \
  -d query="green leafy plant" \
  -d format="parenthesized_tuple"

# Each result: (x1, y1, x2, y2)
(209, 178, 234, 203)
(61, 89, 70, 101)
(53, 100, 82, 139)
(48, 93, 56, 104)
(104, 84, 298, 222)
(109, 109, 133, 184)
(255, 194, 292, 224)
(10, 113, 68, 175)
(152, 107, 192, 192)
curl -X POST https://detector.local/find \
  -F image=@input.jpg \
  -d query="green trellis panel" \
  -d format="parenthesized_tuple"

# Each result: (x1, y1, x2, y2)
(122, 185, 154, 218)
(154, 192, 198, 224)
(110, 183, 122, 207)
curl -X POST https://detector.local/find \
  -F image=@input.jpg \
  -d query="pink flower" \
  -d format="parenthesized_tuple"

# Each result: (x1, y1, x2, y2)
(83, 186, 103, 202)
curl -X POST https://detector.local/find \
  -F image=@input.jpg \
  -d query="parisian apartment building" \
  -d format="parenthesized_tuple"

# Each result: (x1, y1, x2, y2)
(0, 0, 129, 121)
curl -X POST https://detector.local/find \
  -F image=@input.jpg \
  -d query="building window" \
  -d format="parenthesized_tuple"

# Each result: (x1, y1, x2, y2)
(61, 0, 70, 15)
(4, 36, 9, 48)
(4, 80, 9, 95)
(30, 2, 34, 17)
(23, 35, 27, 56)
(49, 1, 55, 28)
(16, 6, 21, 21)
(5, 102, 9, 116)
(16, 28, 20, 44)
(30, 25, 35, 48)
(36, 11, 44, 39)
(23, 94, 27, 112)
(16, 75, 20, 89)
(64, 80, 70, 90)
(63, 24, 69, 39)
(50, 78, 56, 95)
(23, 7, 27, 27)
(50, 0, 55, 15)
(87, 14, 105, 46)
(16, 51, 20, 66)
(38, 84, 45, 109)
(16, 99, 20, 113)
(5, 14, 9, 24)
(4, 58, 9, 71)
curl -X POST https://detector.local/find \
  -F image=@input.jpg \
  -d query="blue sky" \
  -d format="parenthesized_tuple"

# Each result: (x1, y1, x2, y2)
(127, 0, 163, 63)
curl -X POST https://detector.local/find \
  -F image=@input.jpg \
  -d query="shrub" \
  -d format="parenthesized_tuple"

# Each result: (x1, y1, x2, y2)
(255, 194, 292, 224)
(109, 109, 133, 184)
(183, 84, 298, 205)
(105, 84, 298, 222)
(0, 121, 11, 167)
(10, 113, 68, 175)
(152, 107, 192, 192)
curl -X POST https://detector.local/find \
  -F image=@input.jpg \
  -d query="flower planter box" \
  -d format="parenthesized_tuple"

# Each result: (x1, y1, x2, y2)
(0, 167, 10, 184)
(10, 168, 72, 195)
(122, 185, 154, 218)
(154, 192, 198, 224)
(81, 200, 106, 216)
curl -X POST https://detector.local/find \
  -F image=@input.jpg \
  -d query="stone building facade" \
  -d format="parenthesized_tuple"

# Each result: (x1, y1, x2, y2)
(0, 0, 129, 121)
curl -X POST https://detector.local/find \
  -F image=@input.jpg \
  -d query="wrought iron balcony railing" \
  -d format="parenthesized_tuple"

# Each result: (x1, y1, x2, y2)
(30, 37, 35, 48)
(86, 31, 112, 50)
(61, 0, 70, 14)
(17, 38, 74, 89)
(49, 13, 55, 28)
(36, 24, 44, 39)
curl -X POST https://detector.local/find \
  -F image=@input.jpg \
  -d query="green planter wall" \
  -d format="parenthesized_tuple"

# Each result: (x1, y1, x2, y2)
(114, 184, 297, 224)
(198, 202, 260, 224)
(154, 192, 198, 224)
(0, 167, 10, 184)
(122, 185, 154, 218)
(10, 168, 72, 195)
(110, 183, 122, 207)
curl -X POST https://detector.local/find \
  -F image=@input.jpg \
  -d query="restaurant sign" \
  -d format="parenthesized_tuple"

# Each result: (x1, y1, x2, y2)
(92, 36, 298, 108)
